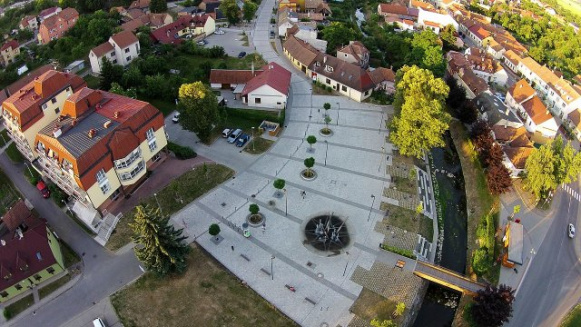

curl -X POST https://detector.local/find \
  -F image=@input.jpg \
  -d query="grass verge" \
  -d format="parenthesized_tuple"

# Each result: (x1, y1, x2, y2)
(392, 176, 418, 194)
(0, 169, 20, 216)
(60, 240, 81, 268)
(244, 137, 274, 155)
(0, 129, 10, 147)
(39, 275, 71, 300)
(106, 164, 234, 251)
(83, 74, 100, 89)
(5, 143, 24, 163)
(561, 303, 581, 327)
(3, 294, 34, 320)
(111, 244, 297, 327)
(381, 202, 434, 241)
(350, 288, 403, 325)
(206, 107, 281, 145)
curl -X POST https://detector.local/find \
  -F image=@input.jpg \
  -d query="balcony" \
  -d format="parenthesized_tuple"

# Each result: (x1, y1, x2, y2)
(35, 156, 88, 204)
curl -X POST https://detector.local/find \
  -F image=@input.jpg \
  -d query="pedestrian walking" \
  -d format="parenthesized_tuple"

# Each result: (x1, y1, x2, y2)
(301, 190, 306, 199)
(231, 245, 234, 251)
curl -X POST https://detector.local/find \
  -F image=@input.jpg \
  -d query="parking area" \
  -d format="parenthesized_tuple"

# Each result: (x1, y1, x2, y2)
(204, 28, 254, 58)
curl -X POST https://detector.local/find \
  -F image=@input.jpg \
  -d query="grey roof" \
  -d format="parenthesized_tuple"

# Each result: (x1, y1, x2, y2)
(475, 91, 521, 126)
(508, 221, 523, 265)
(39, 112, 120, 158)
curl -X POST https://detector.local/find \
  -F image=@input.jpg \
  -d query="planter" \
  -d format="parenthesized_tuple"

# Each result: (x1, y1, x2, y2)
(319, 128, 333, 137)
(300, 169, 317, 181)
(246, 213, 265, 227)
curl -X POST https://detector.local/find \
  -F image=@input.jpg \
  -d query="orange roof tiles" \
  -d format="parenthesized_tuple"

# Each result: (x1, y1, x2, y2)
(521, 96, 553, 125)
(509, 79, 536, 103)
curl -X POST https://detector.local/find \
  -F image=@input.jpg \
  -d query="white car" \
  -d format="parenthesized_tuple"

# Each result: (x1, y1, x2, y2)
(172, 112, 180, 123)
(214, 29, 225, 35)
(568, 224, 575, 238)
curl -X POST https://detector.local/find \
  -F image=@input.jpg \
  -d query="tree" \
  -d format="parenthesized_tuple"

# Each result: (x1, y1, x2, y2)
(109, 82, 137, 99)
(389, 65, 450, 158)
(99, 57, 123, 90)
(220, 0, 241, 25)
(471, 284, 515, 327)
(209, 223, 221, 240)
(130, 205, 190, 277)
(486, 163, 513, 195)
(370, 319, 396, 327)
(395, 302, 406, 316)
(511, 205, 521, 219)
(76, 0, 106, 13)
(178, 82, 226, 142)
(249, 203, 259, 215)
(150, 0, 167, 13)
(243, 0, 258, 22)
(273, 179, 285, 196)
(483, 143, 504, 168)
(470, 119, 491, 140)
(445, 76, 466, 110)
(322, 22, 357, 54)
(304, 157, 315, 177)
(306, 135, 317, 150)
(458, 100, 478, 125)
(441, 24, 458, 50)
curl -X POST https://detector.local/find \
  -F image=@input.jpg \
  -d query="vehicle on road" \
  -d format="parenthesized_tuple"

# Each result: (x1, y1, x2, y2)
(92, 318, 107, 327)
(227, 129, 243, 143)
(197, 39, 208, 45)
(36, 180, 50, 198)
(222, 128, 233, 138)
(215, 29, 225, 35)
(568, 223, 575, 238)
(172, 112, 180, 123)
(236, 134, 250, 147)
(270, 30, 275, 38)
(238, 51, 246, 58)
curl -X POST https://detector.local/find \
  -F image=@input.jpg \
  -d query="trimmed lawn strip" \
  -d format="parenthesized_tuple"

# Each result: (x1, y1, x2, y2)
(207, 107, 281, 145)
(350, 288, 403, 325)
(106, 164, 234, 251)
(449, 121, 500, 283)
(5, 143, 24, 163)
(3, 294, 34, 320)
(39, 275, 71, 300)
(0, 169, 20, 216)
(561, 303, 581, 327)
(60, 240, 81, 267)
(381, 202, 434, 241)
(111, 244, 297, 327)
(244, 137, 274, 154)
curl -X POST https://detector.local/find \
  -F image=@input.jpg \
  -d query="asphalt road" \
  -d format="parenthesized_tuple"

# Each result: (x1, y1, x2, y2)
(507, 181, 581, 327)
(0, 153, 143, 327)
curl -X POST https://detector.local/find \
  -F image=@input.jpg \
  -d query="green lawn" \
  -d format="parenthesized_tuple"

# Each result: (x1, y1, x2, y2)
(39, 275, 71, 300)
(244, 137, 274, 155)
(106, 164, 234, 251)
(112, 245, 297, 327)
(175, 53, 267, 83)
(206, 108, 281, 144)
(84, 74, 100, 89)
(3, 294, 34, 320)
(381, 202, 434, 241)
(5, 143, 24, 163)
(0, 169, 20, 216)
(561, 304, 581, 327)
(0, 129, 10, 147)
(140, 97, 176, 117)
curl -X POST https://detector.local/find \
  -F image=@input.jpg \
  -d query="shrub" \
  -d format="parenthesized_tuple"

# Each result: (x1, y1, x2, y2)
(249, 204, 259, 214)
(472, 247, 491, 276)
(167, 142, 197, 159)
(209, 223, 220, 236)
(49, 184, 68, 204)
(270, 18, 275, 24)
(380, 244, 416, 259)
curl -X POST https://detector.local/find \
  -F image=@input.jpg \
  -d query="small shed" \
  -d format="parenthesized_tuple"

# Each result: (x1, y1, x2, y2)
(64, 60, 85, 74)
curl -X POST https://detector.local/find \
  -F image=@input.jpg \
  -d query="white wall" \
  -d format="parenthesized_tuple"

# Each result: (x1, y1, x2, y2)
(417, 8, 458, 29)
(246, 85, 287, 109)
(114, 41, 139, 67)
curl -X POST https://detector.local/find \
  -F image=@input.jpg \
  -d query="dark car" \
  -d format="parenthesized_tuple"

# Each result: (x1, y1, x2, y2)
(237, 51, 247, 58)
(236, 134, 250, 147)
(36, 180, 50, 198)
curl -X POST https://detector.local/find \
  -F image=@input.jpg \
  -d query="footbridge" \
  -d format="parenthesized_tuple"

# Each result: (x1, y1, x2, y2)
(413, 261, 487, 295)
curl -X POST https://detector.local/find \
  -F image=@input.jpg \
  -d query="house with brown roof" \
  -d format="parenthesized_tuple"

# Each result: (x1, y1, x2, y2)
(368, 67, 396, 94)
(150, 14, 215, 45)
(89, 31, 140, 74)
(286, 23, 327, 53)
(377, 3, 419, 22)
(38, 6, 62, 22)
(446, 51, 489, 98)
(129, 0, 150, 11)
(502, 146, 534, 177)
(19, 15, 38, 31)
(37, 8, 79, 45)
(565, 109, 581, 141)
(283, 35, 376, 102)
(240, 63, 292, 109)
(33, 87, 168, 217)
(210, 69, 263, 90)
(466, 24, 491, 47)
(506, 79, 558, 143)
(502, 50, 521, 74)
(0, 201, 65, 303)
(465, 47, 508, 86)
(337, 41, 370, 68)
(0, 40, 19, 67)
(1, 70, 86, 162)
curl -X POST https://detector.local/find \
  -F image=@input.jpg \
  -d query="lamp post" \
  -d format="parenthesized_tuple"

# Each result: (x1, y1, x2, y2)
(283, 188, 288, 216)
(251, 126, 255, 152)
(23, 162, 33, 178)
(379, 110, 384, 134)
(367, 195, 376, 222)
(336, 102, 340, 125)
(324, 140, 329, 166)
(378, 146, 385, 173)
(153, 193, 163, 216)
(270, 255, 275, 280)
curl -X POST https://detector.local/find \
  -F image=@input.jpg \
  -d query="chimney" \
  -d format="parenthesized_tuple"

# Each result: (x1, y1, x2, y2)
(323, 56, 327, 64)
(113, 111, 120, 118)
(71, 119, 77, 126)
(88, 128, 97, 138)
(52, 124, 62, 138)
(16, 228, 23, 240)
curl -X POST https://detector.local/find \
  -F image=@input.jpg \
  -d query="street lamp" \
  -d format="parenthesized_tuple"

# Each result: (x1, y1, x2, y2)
(270, 255, 275, 280)
(153, 193, 163, 216)
(336, 102, 340, 125)
(324, 140, 329, 166)
(23, 162, 33, 178)
(251, 127, 255, 152)
(283, 188, 288, 216)
(367, 195, 376, 222)
(378, 146, 385, 173)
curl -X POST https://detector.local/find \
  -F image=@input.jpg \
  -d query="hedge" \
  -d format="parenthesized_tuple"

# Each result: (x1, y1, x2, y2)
(167, 142, 197, 160)
(381, 244, 417, 260)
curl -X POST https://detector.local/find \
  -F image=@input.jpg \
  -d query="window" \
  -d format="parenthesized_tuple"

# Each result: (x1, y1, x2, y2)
(112, 59, 117, 64)
(149, 140, 157, 151)
(152, 153, 161, 162)
(255, 98, 261, 104)
(110, 189, 121, 200)
(114, 148, 141, 169)
(126, 56, 131, 62)
(146, 128, 157, 151)
(51, 98, 57, 104)
(326, 78, 331, 84)
(47, 267, 55, 274)
(119, 160, 145, 181)
(124, 48, 130, 53)
(96, 169, 110, 194)
(42, 103, 48, 110)
(365, 90, 370, 95)
(110, 51, 114, 57)
(341, 85, 347, 92)
(54, 107, 60, 114)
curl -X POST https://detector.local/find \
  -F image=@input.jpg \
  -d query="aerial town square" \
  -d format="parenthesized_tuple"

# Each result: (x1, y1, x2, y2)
(0, 0, 579, 326)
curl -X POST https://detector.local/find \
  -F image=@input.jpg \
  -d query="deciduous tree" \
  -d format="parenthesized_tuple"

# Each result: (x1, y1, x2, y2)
(486, 163, 512, 195)
(220, 0, 241, 25)
(150, 0, 168, 13)
(99, 57, 123, 90)
(130, 205, 190, 277)
(471, 284, 515, 327)
(306, 135, 317, 150)
(178, 82, 226, 142)
(243, 0, 258, 22)
(322, 22, 356, 54)
(389, 65, 450, 158)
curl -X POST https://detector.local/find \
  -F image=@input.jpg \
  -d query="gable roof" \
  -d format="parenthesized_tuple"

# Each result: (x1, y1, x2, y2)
(337, 41, 369, 63)
(1, 40, 19, 52)
(378, 4, 409, 16)
(242, 63, 292, 97)
(91, 41, 114, 58)
(121, 18, 145, 32)
(521, 96, 553, 125)
(209, 69, 262, 85)
(129, 0, 150, 9)
(503, 146, 533, 169)
(39, 6, 60, 18)
(503, 50, 522, 67)
(283, 35, 318, 67)
(368, 67, 396, 85)
(468, 24, 491, 40)
(41, 8, 78, 30)
(111, 31, 139, 49)
(309, 53, 375, 92)
(3, 64, 53, 97)
(568, 109, 581, 129)
(1, 201, 37, 233)
(508, 79, 536, 104)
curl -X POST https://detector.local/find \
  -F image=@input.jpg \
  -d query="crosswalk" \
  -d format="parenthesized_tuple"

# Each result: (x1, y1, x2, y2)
(561, 184, 581, 201)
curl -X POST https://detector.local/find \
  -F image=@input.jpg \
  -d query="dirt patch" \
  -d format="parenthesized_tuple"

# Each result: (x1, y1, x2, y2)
(111, 244, 297, 327)
(350, 288, 400, 324)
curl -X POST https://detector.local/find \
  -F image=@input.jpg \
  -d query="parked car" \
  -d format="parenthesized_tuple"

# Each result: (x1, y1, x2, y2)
(197, 39, 207, 45)
(236, 134, 250, 147)
(222, 128, 233, 138)
(237, 51, 246, 58)
(227, 129, 243, 143)
(92, 318, 107, 327)
(172, 112, 180, 123)
(215, 29, 225, 35)
(568, 223, 575, 238)
(270, 30, 275, 38)
(36, 180, 50, 199)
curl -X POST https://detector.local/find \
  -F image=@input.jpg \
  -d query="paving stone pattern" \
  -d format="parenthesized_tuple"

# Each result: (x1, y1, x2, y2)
(383, 187, 421, 211)
(350, 262, 423, 308)
(374, 222, 418, 252)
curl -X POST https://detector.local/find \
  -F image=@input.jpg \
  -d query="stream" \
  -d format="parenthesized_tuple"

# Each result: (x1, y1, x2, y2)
(413, 133, 468, 327)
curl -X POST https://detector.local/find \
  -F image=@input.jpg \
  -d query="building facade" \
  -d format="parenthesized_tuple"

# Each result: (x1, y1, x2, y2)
(89, 31, 140, 74)
(37, 8, 79, 45)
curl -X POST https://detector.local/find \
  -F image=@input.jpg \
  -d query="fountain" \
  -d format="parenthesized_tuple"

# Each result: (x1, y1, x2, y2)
(303, 213, 351, 256)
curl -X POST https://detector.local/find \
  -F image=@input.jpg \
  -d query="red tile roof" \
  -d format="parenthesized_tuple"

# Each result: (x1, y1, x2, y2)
(1, 40, 19, 52)
(110, 31, 139, 49)
(90, 41, 114, 58)
(508, 79, 535, 104)
(378, 4, 409, 16)
(503, 146, 533, 169)
(3, 64, 53, 96)
(1, 201, 36, 233)
(242, 63, 292, 97)
(468, 25, 491, 40)
(368, 67, 396, 85)
(209, 69, 262, 85)
(521, 95, 553, 125)
(150, 15, 204, 44)
(38, 6, 60, 18)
